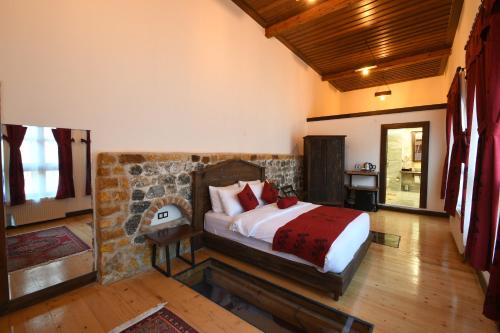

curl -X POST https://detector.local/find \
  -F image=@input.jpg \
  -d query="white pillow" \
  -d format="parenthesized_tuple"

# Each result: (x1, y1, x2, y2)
(209, 184, 239, 213)
(238, 180, 261, 187)
(218, 187, 244, 217)
(239, 181, 264, 206)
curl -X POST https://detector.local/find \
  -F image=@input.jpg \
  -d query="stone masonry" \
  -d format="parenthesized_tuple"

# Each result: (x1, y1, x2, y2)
(95, 152, 303, 284)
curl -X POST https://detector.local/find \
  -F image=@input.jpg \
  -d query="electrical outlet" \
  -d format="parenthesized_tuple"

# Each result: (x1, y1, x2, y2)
(157, 211, 169, 219)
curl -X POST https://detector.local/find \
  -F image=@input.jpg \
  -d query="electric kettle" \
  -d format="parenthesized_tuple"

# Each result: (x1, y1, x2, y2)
(363, 162, 376, 171)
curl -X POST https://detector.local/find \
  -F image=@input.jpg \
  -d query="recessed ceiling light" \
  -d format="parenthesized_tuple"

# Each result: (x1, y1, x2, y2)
(355, 65, 377, 76)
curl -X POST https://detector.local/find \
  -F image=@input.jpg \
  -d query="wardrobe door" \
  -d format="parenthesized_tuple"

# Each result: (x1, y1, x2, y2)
(324, 138, 344, 205)
(305, 137, 324, 202)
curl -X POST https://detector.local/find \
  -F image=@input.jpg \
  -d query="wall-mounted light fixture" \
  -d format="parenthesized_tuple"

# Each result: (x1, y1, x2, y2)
(375, 90, 392, 101)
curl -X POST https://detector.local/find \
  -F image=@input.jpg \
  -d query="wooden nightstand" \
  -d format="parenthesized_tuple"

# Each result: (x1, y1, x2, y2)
(145, 225, 203, 277)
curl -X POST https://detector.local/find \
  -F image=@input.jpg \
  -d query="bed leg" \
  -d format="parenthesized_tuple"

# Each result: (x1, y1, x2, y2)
(330, 292, 340, 301)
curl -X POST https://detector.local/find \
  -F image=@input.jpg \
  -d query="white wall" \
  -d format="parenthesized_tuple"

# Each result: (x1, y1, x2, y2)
(319, 76, 447, 117)
(0, 0, 338, 155)
(307, 109, 446, 212)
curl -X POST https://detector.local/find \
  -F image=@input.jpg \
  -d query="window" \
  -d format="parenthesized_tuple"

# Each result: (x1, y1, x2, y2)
(20, 126, 59, 201)
(452, 72, 480, 246)
(456, 71, 470, 213)
(462, 90, 479, 244)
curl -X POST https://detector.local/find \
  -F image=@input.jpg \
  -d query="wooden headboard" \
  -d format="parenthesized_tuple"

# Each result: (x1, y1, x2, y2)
(191, 159, 265, 231)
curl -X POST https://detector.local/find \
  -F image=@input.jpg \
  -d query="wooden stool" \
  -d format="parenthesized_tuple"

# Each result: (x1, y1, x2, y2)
(145, 225, 203, 277)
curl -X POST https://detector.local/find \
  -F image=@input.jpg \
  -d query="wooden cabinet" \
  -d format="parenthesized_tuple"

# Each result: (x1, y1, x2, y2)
(303, 135, 345, 206)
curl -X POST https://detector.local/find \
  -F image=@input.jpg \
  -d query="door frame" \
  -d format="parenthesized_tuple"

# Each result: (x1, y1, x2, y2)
(379, 121, 430, 209)
(0, 95, 8, 310)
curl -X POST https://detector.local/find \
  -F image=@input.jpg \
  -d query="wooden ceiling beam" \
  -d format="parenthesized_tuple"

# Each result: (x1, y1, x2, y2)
(321, 48, 451, 81)
(265, 0, 359, 38)
(231, 0, 267, 27)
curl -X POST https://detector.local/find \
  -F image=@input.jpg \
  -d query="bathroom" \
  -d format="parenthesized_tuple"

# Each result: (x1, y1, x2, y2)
(385, 127, 423, 208)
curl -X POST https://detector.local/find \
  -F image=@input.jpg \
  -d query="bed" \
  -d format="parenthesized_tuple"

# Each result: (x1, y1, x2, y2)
(192, 159, 372, 300)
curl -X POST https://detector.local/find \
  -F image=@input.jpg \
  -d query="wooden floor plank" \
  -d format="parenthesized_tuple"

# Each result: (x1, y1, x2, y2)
(0, 210, 496, 332)
(7, 215, 95, 300)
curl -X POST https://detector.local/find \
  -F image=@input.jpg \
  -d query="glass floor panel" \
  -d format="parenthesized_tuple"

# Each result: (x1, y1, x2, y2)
(174, 258, 373, 333)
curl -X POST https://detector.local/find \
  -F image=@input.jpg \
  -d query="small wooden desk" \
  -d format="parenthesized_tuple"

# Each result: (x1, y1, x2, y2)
(145, 225, 203, 277)
(344, 170, 379, 211)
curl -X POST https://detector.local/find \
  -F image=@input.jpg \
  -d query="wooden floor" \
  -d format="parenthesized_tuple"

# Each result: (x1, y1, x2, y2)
(0, 210, 496, 332)
(6, 215, 94, 300)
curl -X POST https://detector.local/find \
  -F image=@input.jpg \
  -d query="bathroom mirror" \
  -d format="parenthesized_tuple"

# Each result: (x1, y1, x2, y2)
(1, 124, 95, 303)
(412, 131, 423, 162)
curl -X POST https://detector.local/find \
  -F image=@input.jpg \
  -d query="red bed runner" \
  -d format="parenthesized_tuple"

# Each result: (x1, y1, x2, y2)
(272, 206, 363, 267)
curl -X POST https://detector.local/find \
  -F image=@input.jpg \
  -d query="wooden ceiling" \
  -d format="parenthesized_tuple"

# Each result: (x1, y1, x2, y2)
(232, 0, 463, 91)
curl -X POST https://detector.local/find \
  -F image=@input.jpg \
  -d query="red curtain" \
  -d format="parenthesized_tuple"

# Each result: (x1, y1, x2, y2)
(3, 125, 27, 206)
(482, 0, 500, 320)
(443, 70, 467, 214)
(440, 85, 454, 199)
(84, 130, 91, 196)
(52, 128, 75, 199)
(464, 0, 500, 321)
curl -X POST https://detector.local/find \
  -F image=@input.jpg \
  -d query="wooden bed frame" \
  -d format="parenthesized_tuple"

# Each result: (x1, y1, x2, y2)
(192, 159, 372, 300)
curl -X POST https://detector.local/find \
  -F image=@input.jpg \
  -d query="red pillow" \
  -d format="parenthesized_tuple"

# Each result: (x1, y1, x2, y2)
(237, 184, 259, 211)
(277, 196, 298, 209)
(261, 181, 279, 204)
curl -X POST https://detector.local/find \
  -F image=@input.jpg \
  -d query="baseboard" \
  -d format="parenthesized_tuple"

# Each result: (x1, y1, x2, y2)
(0, 271, 97, 314)
(378, 204, 449, 218)
(66, 209, 94, 217)
(6, 209, 94, 229)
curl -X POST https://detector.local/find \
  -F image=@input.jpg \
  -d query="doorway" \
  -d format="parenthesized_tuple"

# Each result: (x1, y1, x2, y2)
(380, 122, 429, 209)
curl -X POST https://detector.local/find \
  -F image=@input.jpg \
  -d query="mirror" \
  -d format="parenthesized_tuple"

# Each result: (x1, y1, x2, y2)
(1, 124, 94, 300)
(412, 131, 423, 162)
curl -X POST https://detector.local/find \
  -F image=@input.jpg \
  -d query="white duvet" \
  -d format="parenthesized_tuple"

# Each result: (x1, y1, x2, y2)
(228, 202, 370, 273)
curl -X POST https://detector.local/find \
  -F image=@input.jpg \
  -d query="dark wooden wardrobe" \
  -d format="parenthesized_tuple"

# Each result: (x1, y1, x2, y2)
(303, 135, 345, 207)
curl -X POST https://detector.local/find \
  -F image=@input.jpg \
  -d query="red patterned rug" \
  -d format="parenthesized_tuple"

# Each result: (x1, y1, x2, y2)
(7, 226, 91, 272)
(110, 304, 199, 333)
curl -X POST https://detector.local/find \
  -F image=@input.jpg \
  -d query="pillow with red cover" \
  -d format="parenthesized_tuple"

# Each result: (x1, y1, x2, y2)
(261, 181, 279, 204)
(277, 196, 298, 209)
(237, 184, 259, 211)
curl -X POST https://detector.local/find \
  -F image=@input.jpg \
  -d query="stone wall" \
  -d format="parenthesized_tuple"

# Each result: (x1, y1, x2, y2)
(95, 153, 303, 284)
